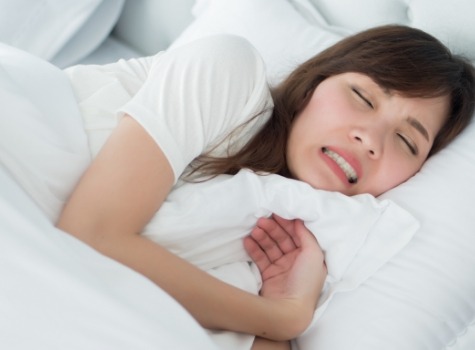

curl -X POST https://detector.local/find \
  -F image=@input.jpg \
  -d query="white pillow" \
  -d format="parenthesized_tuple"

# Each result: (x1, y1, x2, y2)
(173, 1, 475, 349)
(0, 0, 99, 59)
(0, 0, 125, 68)
(171, 0, 342, 86)
(299, 0, 475, 60)
(50, 0, 126, 67)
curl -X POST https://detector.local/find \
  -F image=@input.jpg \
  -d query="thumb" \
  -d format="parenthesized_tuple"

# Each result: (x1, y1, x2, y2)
(294, 220, 317, 246)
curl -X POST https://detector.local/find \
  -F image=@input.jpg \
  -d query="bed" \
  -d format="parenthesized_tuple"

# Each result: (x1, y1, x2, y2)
(1, 0, 474, 349)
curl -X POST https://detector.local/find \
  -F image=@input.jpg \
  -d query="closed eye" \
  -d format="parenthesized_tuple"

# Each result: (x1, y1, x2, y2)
(351, 87, 374, 108)
(397, 133, 418, 155)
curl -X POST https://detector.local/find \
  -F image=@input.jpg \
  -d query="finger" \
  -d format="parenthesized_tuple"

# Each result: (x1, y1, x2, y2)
(243, 235, 271, 273)
(250, 226, 284, 262)
(271, 214, 295, 233)
(271, 214, 302, 246)
(257, 216, 298, 253)
(293, 220, 328, 280)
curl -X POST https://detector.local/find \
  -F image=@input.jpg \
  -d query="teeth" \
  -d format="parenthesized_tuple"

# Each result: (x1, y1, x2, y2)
(322, 147, 358, 184)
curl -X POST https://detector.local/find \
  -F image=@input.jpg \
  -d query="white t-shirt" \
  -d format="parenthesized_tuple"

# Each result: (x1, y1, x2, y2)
(65, 35, 273, 183)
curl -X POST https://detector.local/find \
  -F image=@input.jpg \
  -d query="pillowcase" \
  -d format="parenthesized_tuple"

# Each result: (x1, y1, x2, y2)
(170, 0, 342, 86)
(0, 0, 125, 68)
(50, 0, 126, 67)
(172, 1, 475, 349)
(296, 0, 475, 60)
(0, 0, 99, 60)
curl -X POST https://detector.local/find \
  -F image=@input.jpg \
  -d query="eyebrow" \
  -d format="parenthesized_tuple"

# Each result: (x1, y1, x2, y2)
(407, 117, 429, 142)
(371, 83, 431, 142)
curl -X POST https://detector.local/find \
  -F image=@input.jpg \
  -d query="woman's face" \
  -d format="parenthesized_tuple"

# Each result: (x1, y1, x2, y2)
(286, 72, 449, 196)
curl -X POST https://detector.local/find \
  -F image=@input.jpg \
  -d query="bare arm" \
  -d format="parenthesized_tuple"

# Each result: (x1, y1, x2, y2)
(252, 338, 291, 350)
(57, 116, 319, 340)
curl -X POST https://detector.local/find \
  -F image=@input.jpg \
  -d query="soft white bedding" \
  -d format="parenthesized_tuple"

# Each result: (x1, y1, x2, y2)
(1, 0, 475, 349)
(0, 0, 127, 68)
(77, 36, 140, 66)
(0, 43, 218, 350)
(146, 168, 420, 349)
(0, 166, 217, 350)
(147, 170, 417, 279)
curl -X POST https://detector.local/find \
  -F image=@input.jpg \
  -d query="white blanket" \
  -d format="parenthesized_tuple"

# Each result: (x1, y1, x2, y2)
(0, 43, 218, 350)
(147, 169, 417, 283)
(144, 169, 419, 349)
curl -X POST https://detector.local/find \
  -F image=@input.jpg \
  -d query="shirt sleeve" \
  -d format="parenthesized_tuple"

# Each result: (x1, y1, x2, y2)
(118, 35, 273, 182)
(64, 55, 157, 157)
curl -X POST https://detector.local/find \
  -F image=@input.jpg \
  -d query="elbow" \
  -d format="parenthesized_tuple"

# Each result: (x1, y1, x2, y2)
(282, 313, 313, 340)
(56, 214, 118, 252)
(266, 307, 313, 341)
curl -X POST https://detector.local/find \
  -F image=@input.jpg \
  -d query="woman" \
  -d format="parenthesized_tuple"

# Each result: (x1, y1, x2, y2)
(58, 25, 475, 349)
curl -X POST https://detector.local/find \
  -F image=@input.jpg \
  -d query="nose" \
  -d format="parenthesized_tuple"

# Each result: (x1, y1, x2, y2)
(349, 127, 383, 159)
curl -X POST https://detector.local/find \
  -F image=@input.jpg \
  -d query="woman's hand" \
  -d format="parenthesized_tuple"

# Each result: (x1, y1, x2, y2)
(244, 215, 327, 336)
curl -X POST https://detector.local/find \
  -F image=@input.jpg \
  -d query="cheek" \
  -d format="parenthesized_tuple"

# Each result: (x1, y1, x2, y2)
(377, 158, 422, 192)
(298, 99, 346, 131)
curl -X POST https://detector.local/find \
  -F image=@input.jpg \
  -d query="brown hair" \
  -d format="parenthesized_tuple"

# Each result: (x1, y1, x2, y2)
(191, 25, 475, 179)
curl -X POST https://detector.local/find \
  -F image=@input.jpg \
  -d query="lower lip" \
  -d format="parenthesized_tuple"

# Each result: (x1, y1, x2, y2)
(319, 149, 353, 188)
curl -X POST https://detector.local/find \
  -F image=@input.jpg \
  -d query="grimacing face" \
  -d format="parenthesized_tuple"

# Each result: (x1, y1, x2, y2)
(286, 72, 449, 196)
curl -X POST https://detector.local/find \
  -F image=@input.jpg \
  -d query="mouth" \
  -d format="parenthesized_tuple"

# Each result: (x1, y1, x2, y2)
(322, 147, 358, 184)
